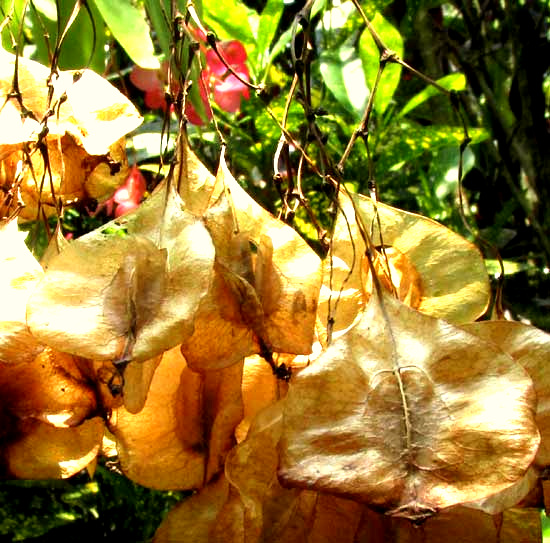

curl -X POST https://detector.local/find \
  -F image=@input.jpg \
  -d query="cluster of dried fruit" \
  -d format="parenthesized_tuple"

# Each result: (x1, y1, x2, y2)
(1, 54, 549, 542)
(0, 50, 139, 221)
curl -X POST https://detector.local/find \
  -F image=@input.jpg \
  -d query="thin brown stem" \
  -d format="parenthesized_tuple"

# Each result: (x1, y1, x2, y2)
(338, 58, 386, 172)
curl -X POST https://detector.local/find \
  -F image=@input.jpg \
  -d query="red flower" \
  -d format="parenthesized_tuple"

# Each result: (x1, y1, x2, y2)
(93, 165, 146, 218)
(113, 165, 146, 217)
(187, 40, 250, 124)
(208, 42, 250, 111)
(129, 35, 250, 124)
(130, 63, 169, 111)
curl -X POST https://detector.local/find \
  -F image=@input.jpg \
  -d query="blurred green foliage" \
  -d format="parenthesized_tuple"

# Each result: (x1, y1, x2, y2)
(0, 463, 186, 542)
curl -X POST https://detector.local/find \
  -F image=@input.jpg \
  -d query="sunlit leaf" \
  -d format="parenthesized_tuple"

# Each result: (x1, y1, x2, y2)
(0, 0, 26, 54)
(122, 355, 163, 414)
(377, 124, 489, 175)
(358, 12, 403, 115)
(202, 360, 244, 483)
(0, 51, 141, 218)
(155, 408, 542, 543)
(0, 100, 37, 160)
(1, 135, 128, 220)
(40, 223, 70, 269)
(484, 259, 529, 276)
(216, 402, 301, 542)
(384, 505, 542, 543)
(156, 379, 540, 539)
(215, 154, 322, 354)
(191, 402, 371, 542)
(221, 402, 334, 542)
(180, 263, 259, 372)
(361, 0, 393, 18)
(143, 0, 171, 58)
(461, 321, 550, 468)
(319, 47, 368, 119)
(397, 73, 466, 119)
(464, 465, 541, 515)
(236, 354, 287, 442)
(459, 321, 550, 514)
(252, 0, 284, 74)
(175, 135, 218, 216)
(208, 486, 246, 543)
(202, 0, 257, 46)
(85, 137, 130, 202)
(56, 71, 142, 156)
(91, 0, 159, 69)
(29, 0, 107, 71)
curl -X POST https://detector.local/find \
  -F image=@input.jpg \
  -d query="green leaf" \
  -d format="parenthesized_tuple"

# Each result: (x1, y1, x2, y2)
(143, 0, 171, 59)
(358, 11, 403, 115)
(142, 0, 195, 61)
(397, 73, 466, 119)
(319, 47, 368, 119)
(362, 0, 394, 18)
(430, 145, 474, 199)
(542, 511, 550, 542)
(265, 25, 293, 68)
(484, 259, 529, 276)
(0, 0, 27, 52)
(127, 121, 176, 163)
(202, 0, 257, 46)
(376, 123, 489, 174)
(29, 0, 107, 71)
(253, 0, 284, 75)
(311, 0, 328, 18)
(265, 0, 327, 70)
(91, 0, 159, 69)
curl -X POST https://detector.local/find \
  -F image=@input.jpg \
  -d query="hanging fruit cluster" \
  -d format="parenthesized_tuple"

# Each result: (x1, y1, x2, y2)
(0, 52, 548, 543)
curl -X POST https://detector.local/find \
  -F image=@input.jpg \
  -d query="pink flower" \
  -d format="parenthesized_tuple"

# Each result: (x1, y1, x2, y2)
(129, 37, 250, 124)
(130, 64, 169, 110)
(112, 165, 146, 217)
(93, 165, 146, 218)
(207, 40, 247, 75)
(187, 40, 250, 124)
